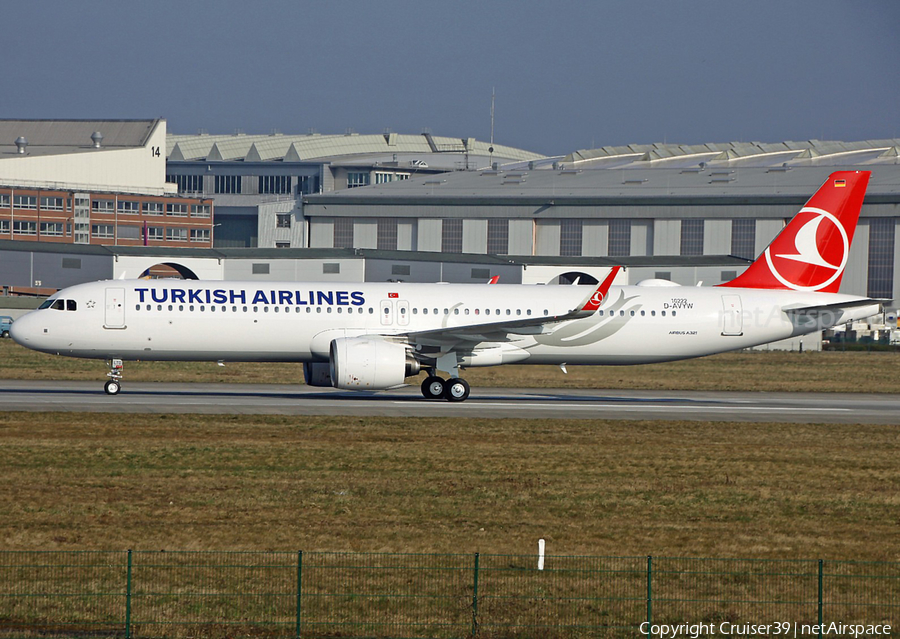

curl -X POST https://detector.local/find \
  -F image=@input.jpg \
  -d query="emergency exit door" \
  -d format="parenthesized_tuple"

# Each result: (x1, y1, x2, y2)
(721, 294, 743, 336)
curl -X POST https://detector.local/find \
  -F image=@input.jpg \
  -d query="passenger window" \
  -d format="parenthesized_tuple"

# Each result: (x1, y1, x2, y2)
(67, 300, 77, 311)
(454, 308, 459, 315)
(662, 311, 666, 316)
(599, 310, 604, 316)
(158, 305, 163, 311)
(620, 311, 625, 316)
(135, 304, 140, 311)
(516, 309, 521, 316)
(672, 311, 677, 317)
(630, 311, 635, 316)
(527, 309, 532, 316)
(651, 310, 656, 317)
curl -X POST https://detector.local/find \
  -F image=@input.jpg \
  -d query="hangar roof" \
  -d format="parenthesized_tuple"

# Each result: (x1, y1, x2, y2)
(0, 119, 160, 158)
(166, 131, 545, 166)
(561, 138, 900, 170)
(304, 164, 900, 208)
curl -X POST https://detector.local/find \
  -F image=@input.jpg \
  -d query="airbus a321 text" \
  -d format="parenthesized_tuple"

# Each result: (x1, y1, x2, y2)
(11, 171, 881, 402)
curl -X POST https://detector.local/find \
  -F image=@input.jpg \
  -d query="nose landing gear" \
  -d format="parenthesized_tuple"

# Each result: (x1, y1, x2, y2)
(104, 359, 123, 395)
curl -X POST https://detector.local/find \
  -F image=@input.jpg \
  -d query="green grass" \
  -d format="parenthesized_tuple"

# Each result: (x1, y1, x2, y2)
(1, 412, 897, 561)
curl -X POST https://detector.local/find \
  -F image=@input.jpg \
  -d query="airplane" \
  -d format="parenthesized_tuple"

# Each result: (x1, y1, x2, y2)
(10, 171, 880, 402)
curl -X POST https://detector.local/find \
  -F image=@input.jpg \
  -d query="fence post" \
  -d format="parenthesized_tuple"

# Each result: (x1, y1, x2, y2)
(818, 559, 824, 639)
(646, 556, 652, 639)
(296, 551, 303, 639)
(472, 553, 480, 638)
(125, 549, 132, 639)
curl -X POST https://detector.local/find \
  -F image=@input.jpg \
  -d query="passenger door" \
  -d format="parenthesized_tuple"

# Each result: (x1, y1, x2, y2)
(104, 287, 126, 329)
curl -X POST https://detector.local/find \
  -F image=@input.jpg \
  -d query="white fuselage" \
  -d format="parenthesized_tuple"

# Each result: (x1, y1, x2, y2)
(10, 279, 879, 367)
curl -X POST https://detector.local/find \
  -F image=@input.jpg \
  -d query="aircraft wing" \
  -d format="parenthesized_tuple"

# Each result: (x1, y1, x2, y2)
(405, 267, 622, 347)
(783, 298, 883, 316)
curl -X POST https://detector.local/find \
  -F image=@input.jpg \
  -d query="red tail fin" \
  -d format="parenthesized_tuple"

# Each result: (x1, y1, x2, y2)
(720, 171, 870, 293)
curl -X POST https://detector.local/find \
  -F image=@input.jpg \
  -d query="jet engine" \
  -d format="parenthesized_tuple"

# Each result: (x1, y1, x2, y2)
(329, 337, 420, 390)
(303, 362, 333, 387)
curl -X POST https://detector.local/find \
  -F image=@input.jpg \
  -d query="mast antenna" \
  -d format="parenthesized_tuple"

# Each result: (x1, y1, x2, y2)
(489, 87, 496, 167)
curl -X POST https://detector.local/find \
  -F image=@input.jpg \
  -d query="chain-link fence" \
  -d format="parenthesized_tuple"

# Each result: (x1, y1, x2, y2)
(0, 551, 896, 638)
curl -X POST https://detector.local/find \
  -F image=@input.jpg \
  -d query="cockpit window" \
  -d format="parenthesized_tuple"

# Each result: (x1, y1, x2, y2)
(39, 299, 55, 310)
(67, 300, 77, 311)
(51, 300, 65, 311)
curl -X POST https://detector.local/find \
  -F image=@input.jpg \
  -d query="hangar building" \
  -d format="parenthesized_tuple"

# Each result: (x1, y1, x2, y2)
(300, 139, 900, 302)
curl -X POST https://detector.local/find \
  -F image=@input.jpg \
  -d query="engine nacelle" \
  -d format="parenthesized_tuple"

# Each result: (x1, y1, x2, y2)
(329, 337, 420, 390)
(303, 362, 333, 387)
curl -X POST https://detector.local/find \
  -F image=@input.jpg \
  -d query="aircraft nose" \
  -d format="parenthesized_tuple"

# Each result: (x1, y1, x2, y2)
(9, 312, 39, 346)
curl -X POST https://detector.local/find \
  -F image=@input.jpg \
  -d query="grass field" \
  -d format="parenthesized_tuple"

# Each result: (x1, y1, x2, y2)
(2, 340, 898, 563)
(1, 412, 898, 561)
(2, 338, 900, 392)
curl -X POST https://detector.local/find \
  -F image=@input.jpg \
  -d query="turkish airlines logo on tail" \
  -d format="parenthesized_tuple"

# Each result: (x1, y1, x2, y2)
(764, 207, 849, 291)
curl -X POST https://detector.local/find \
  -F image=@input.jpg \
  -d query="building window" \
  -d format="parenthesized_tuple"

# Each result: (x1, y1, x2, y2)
(334, 218, 354, 248)
(118, 200, 140, 215)
(147, 226, 164, 241)
(142, 201, 164, 216)
(867, 218, 895, 299)
(252, 263, 270, 275)
(166, 203, 188, 217)
(92, 199, 114, 213)
(275, 241, 290, 248)
(731, 219, 756, 260)
(375, 172, 397, 184)
(40, 196, 65, 211)
(14, 195, 37, 209)
(323, 263, 340, 274)
(487, 219, 509, 254)
(91, 224, 114, 239)
(14, 195, 38, 210)
(560, 219, 583, 256)
(0, 194, 9, 208)
(214, 175, 242, 194)
(40, 222, 64, 236)
(472, 268, 491, 280)
(191, 228, 210, 243)
(392, 264, 411, 276)
(62, 258, 82, 270)
(680, 219, 704, 256)
(167, 174, 204, 194)
(377, 218, 398, 250)
(0, 220, 9, 233)
(166, 227, 187, 242)
(442, 219, 463, 253)
(608, 219, 631, 257)
(276, 214, 292, 229)
(14, 220, 37, 235)
(117, 225, 141, 240)
(655, 272, 672, 281)
(347, 172, 370, 188)
(259, 175, 291, 194)
(298, 175, 319, 195)
(191, 204, 211, 218)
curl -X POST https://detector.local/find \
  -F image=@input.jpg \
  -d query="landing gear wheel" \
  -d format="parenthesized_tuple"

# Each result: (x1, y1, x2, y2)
(421, 376, 445, 400)
(443, 378, 470, 402)
(104, 380, 121, 395)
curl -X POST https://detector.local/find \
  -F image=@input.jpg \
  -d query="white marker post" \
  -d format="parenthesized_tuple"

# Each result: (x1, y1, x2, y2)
(538, 539, 545, 571)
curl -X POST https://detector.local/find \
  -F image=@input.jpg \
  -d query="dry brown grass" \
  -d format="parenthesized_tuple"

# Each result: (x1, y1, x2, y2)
(2, 339, 900, 392)
(1, 412, 897, 561)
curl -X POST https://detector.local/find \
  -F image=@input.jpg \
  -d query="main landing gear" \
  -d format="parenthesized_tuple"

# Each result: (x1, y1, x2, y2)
(104, 359, 124, 395)
(420, 373, 470, 402)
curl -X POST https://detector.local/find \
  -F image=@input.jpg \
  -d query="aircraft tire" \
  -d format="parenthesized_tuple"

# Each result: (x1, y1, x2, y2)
(104, 380, 121, 395)
(443, 378, 470, 402)
(421, 376, 445, 400)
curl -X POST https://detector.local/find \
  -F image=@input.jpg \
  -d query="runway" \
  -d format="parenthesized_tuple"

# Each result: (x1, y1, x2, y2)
(0, 379, 896, 423)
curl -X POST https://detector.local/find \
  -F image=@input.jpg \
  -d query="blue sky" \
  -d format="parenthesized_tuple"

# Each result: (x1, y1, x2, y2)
(3, 1, 898, 156)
